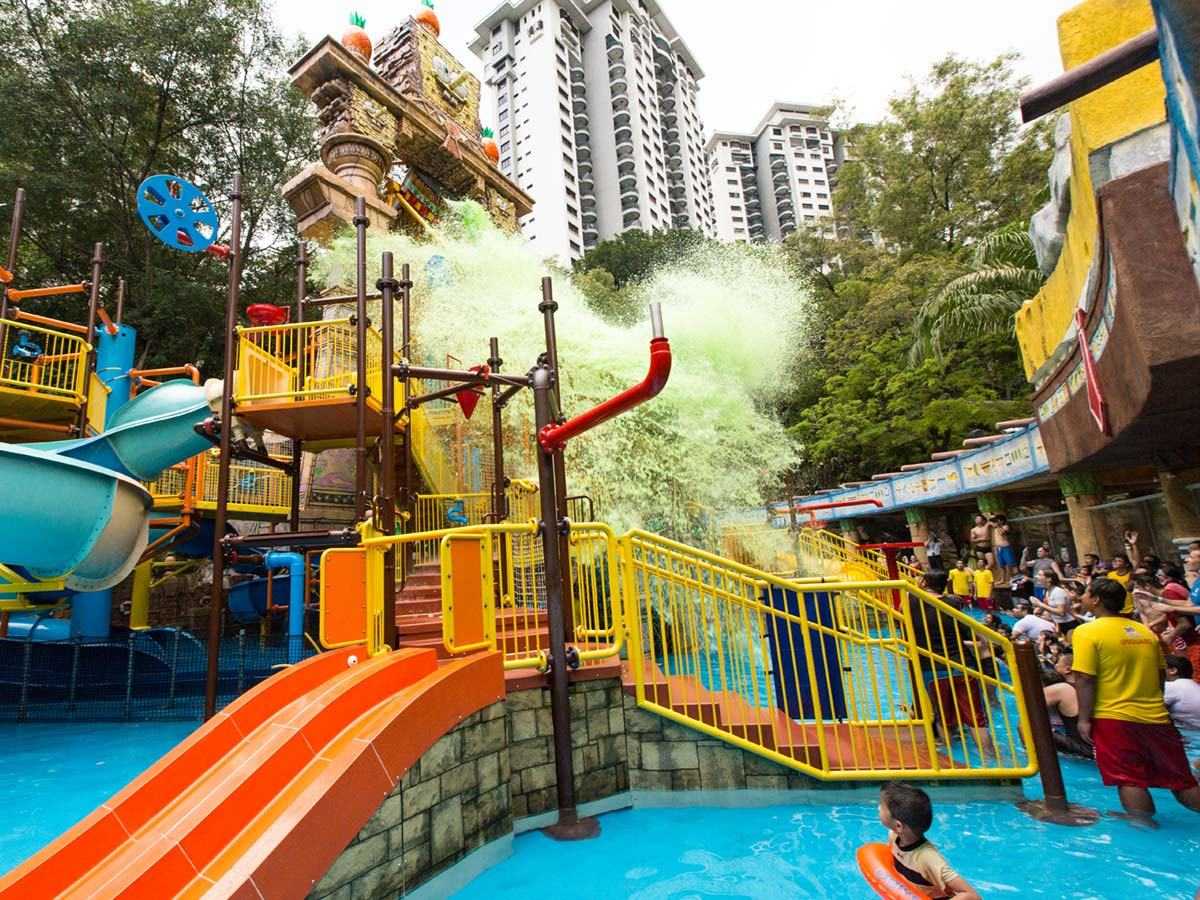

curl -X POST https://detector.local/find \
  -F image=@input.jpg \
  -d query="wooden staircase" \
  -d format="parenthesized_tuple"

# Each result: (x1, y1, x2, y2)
(622, 659, 945, 774)
(395, 563, 552, 660)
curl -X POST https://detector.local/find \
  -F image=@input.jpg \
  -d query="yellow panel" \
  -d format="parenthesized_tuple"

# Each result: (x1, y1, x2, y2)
(1015, 0, 1166, 379)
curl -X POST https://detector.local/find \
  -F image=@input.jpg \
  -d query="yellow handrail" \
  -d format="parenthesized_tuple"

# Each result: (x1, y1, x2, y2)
(0, 318, 89, 406)
(621, 528, 1036, 781)
(385, 515, 1035, 782)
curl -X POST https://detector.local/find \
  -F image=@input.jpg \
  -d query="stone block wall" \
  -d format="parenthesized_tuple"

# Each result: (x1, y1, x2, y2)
(310, 700, 511, 900)
(623, 694, 820, 793)
(507, 679, 629, 819)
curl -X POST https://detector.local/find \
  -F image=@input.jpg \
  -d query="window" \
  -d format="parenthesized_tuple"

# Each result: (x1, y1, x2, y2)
(501, 141, 511, 154)
(501, 157, 512, 168)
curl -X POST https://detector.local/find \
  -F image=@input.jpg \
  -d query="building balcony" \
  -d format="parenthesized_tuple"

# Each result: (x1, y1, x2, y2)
(582, 208, 598, 226)
(665, 137, 681, 155)
(663, 125, 679, 142)
(661, 108, 678, 127)
(581, 194, 596, 210)
(623, 211, 641, 229)
(615, 140, 635, 161)
(669, 183, 686, 199)
(621, 191, 640, 211)
(619, 171, 637, 190)
(614, 124, 633, 144)
(572, 77, 586, 99)
(606, 35, 624, 61)
(617, 157, 635, 177)
(609, 58, 626, 80)
(570, 63, 585, 82)
(610, 74, 628, 96)
(773, 170, 790, 185)
(576, 144, 591, 163)
(575, 126, 590, 145)
(573, 94, 587, 114)
(574, 110, 589, 130)
(672, 215, 690, 229)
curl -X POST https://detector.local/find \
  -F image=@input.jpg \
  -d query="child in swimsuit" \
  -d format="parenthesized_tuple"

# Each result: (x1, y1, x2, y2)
(878, 783, 980, 900)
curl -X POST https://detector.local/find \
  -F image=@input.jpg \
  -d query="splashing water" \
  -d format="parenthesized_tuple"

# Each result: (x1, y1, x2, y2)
(313, 202, 804, 536)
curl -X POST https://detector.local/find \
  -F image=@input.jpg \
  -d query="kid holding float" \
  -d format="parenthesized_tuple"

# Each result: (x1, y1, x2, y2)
(876, 783, 980, 900)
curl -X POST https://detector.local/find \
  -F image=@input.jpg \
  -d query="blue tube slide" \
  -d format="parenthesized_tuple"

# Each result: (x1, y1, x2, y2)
(266, 553, 306, 664)
(0, 380, 213, 593)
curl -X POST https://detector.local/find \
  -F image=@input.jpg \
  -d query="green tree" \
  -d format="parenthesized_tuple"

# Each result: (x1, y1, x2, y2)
(910, 224, 1044, 361)
(0, 0, 315, 370)
(777, 54, 1054, 491)
(835, 54, 1053, 255)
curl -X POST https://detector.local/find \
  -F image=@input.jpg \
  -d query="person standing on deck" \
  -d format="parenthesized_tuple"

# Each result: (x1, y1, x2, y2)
(991, 514, 1015, 581)
(969, 515, 993, 570)
(1073, 578, 1200, 822)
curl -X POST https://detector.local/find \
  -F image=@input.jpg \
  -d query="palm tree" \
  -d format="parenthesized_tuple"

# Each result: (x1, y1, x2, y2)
(910, 224, 1046, 361)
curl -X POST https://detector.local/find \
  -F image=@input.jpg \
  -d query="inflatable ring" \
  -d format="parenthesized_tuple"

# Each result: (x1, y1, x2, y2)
(136, 174, 219, 254)
(857, 844, 926, 900)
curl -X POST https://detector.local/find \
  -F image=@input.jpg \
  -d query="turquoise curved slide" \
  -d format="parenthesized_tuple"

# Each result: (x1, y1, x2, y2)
(0, 380, 213, 592)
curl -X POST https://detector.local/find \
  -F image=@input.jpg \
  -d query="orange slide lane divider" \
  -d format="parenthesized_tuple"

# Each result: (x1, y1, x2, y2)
(0, 647, 504, 899)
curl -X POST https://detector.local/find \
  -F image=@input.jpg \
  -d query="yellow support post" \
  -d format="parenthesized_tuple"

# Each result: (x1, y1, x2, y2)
(130, 561, 152, 630)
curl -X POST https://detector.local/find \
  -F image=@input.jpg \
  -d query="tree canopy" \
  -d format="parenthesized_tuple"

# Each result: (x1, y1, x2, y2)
(779, 54, 1053, 492)
(0, 0, 314, 370)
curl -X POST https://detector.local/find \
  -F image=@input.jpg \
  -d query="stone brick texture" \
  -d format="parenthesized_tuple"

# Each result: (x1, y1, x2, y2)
(309, 700, 510, 900)
(507, 679, 630, 820)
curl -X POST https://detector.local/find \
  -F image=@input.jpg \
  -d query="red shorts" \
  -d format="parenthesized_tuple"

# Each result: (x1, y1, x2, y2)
(1091, 718, 1198, 791)
(931, 676, 986, 729)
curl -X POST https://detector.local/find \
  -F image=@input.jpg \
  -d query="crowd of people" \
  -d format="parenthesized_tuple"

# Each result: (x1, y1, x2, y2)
(913, 524, 1200, 824)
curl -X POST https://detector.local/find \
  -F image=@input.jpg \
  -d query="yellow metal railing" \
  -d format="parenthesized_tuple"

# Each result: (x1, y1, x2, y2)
(0, 318, 89, 407)
(795, 528, 923, 583)
(409, 483, 539, 565)
(146, 451, 292, 518)
(623, 530, 1035, 781)
(233, 318, 387, 405)
(366, 520, 623, 671)
(720, 523, 800, 576)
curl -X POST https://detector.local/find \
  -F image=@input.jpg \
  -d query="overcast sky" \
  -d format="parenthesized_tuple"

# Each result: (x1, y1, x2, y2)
(281, 0, 1080, 130)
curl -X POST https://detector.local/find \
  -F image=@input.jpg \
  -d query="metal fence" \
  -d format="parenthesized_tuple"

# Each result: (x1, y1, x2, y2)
(0, 626, 316, 722)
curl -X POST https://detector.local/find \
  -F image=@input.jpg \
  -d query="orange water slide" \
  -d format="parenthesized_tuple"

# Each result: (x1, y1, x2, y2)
(0, 647, 505, 899)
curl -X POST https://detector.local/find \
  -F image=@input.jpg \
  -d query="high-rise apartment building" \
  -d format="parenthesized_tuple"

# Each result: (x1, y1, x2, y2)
(708, 103, 846, 244)
(470, 0, 716, 263)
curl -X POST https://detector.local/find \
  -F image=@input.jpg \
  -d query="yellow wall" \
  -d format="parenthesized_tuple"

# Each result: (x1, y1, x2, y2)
(1015, 0, 1165, 380)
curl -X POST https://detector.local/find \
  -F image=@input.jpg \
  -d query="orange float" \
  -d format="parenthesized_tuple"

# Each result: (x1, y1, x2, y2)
(481, 128, 500, 164)
(856, 843, 927, 900)
(342, 11, 372, 64)
(416, 0, 441, 36)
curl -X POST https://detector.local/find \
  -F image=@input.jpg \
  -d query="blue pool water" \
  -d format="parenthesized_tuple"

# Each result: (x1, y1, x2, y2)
(0, 721, 195, 873)
(455, 753, 1200, 898)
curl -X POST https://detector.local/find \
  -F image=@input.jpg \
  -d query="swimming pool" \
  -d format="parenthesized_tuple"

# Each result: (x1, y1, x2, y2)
(454, 752, 1200, 898)
(0, 721, 195, 873)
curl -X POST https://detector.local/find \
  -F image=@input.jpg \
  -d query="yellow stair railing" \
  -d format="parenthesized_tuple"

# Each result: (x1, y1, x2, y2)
(413, 518, 1036, 782)
(621, 529, 1035, 781)
(795, 527, 924, 583)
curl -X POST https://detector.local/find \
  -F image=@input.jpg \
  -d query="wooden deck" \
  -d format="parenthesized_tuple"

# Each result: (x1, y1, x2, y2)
(234, 395, 403, 445)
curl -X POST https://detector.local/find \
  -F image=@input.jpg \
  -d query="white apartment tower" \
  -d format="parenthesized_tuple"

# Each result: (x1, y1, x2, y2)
(471, 0, 716, 263)
(708, 103, 846, 244)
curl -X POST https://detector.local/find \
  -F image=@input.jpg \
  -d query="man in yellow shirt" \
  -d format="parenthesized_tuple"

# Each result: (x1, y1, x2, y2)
(1105, 553, 1135, 614)
(971, 561, 994, 612)
(948, 560, 972, 602)
(1073, 579, 1200, 821)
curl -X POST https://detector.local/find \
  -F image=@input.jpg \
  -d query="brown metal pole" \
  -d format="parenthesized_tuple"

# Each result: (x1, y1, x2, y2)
(1012, 640, 1098, 825)
(400, 263, 414, 577)
(76, 243, 105, 435)
(353, 198, 369, 521)
(378, 252, 398, 647)
(114, 277, 125, 325)
(534, 364, 595, 840)
(204, 175, 244, 721)
(488, 337, 508, 523)
(540, 278, 574, 638)
(1021, 28, 1158, 123)
(1, 187, 25, 321)
(290, 243, 307, 534)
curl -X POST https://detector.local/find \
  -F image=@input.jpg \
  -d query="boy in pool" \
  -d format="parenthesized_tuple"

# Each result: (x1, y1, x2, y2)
(878, 783, 980, 900)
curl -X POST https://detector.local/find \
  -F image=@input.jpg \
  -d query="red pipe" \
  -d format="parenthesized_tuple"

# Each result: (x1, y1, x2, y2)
(793, 498, 883, 520)
(538, 336, 672, 452)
